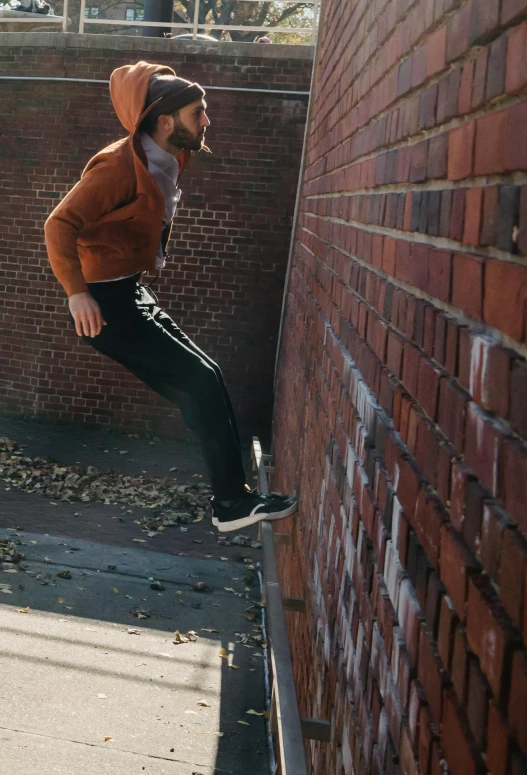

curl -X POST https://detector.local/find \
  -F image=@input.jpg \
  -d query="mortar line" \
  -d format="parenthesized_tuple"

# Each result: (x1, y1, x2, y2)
(317, 0, 395, 92)
(304, 170, 527, 196)
(311, 0, 526, 153)
(297, 224, 527, 361)
(314, 0, 424, 125)
(303, 211, 527, 267)
(298, 252, 527, 450)
(311, 0, 465, 138)
(306, 86, 527, 186)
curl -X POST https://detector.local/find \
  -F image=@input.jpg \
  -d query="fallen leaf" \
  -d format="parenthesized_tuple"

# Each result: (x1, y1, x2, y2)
(133, 539, 146, 543)
(246, 709, 265, 716)
(201, 628, 219, 634)
(97, 693, 107, 699)
(193, 581, 211, 593)
(57, 597, 64, 604)
(237, 720, 250, 726)
(112, 588, 119, 594)
(130, 607, 150, 619)
(127, 628, 141, 635)
(57, 571, 72, 579)
(173, 630, 189, 644)
(104, 736, 113, 742)
(17, 606, 30, 613)
(218, 648, 230, 659)
(197, 701, 211, 707)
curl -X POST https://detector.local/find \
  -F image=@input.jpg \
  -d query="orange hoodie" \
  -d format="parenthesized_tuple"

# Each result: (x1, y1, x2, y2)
(44, 61, 193, 297)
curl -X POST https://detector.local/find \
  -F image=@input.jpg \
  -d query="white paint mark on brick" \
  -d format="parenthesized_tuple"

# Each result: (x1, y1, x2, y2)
(384, 540, 403, 611)
(391, 496, 402, 551)
(470, 334, 492, 408)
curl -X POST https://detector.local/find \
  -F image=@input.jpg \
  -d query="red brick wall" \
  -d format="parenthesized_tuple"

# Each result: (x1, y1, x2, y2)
(273, 1, 527, 774)
(0, 34, 311, 437)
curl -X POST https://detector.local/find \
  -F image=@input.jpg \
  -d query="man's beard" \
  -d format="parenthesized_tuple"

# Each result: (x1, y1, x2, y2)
(166, 119, 204, 151)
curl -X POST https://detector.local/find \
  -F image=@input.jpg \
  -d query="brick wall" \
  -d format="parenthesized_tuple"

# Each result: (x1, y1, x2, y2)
(0, 34, 312, 437)
(273, 1, 527, 774)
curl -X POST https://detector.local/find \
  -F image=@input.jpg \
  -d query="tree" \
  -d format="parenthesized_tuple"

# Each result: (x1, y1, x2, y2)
(53, 0, 314, 41)
(173, 0, 314, 43)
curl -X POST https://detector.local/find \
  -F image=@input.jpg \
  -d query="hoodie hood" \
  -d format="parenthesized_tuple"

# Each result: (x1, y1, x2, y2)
(110, 61, 176, 134)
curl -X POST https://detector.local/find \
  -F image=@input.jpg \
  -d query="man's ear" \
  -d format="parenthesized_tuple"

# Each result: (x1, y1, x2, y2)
(157, 114, 173, 134)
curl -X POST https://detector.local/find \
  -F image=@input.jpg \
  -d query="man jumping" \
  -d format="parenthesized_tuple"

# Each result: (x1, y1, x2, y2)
(44, 60, 297, 533)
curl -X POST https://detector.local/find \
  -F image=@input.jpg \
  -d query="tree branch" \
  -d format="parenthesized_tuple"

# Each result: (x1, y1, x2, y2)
(272, 2, 310, 24)
(255, 0, 270, 26)
(218, 0, 235, 24)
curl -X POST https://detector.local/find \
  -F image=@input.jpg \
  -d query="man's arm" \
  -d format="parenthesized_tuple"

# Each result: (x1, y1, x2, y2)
(45, 157, 132, 336)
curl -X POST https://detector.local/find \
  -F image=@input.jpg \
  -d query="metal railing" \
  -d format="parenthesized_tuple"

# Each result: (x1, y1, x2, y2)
(57, 0, 319, 42)
(252, 437, 331, 775)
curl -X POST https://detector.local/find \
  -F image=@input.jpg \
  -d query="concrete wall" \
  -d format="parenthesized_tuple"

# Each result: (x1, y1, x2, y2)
(273, 1, 527, 774)
(0, 33, 312, 437)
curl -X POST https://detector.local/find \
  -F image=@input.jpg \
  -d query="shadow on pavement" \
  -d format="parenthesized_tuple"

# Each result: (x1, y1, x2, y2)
(0, 418, 269, 775)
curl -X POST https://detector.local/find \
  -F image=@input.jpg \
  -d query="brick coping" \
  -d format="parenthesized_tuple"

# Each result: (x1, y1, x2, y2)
(0, 31, 315, 59)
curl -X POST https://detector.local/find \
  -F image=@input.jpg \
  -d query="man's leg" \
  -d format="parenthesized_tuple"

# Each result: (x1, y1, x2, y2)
(143, 287, 242, 453)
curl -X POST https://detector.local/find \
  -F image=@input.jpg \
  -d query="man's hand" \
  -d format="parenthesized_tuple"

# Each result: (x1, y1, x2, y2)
(69, 292, 107, 338)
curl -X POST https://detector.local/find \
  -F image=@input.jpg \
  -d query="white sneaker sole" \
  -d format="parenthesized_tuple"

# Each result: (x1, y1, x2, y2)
(214, 501, 297, 533)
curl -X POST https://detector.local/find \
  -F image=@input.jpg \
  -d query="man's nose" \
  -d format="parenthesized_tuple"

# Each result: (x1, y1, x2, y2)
(201, 113, 211, 128)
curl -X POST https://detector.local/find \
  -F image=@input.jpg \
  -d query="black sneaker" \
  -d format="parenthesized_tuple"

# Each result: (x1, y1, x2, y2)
(211, 490, 295, 524)
(212, 492, 298, 533)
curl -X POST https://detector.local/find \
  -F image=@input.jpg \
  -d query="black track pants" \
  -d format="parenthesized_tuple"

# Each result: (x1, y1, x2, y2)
(81, 274, 247, 500)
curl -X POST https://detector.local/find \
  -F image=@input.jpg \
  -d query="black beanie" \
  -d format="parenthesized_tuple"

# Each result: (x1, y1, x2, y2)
(145, 73, 205, 118)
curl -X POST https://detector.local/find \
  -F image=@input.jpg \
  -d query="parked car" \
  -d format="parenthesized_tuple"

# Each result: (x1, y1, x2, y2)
(170, 33, 218, 40)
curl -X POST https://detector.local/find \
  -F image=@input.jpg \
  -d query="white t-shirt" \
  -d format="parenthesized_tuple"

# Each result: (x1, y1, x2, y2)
(97, 134, 181, 282)
(140, 132, 181, 270)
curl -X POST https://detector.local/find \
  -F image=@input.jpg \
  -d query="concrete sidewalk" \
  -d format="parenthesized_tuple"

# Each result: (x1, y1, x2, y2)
(0, 417, 269, 775)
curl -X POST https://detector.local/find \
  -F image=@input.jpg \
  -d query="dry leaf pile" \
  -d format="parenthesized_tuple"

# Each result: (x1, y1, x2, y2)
(0, 437, 211, 525)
